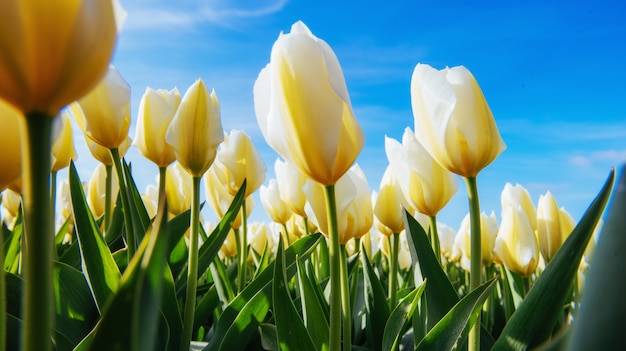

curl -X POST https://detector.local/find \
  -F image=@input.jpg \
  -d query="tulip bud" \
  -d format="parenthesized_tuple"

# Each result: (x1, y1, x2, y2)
(455, 212, 499, 268)
(51, 111, 77, 172)
(166, 79, 223, 177)
(438, 222, 458, 263)
(1, 188, 21, 230)
(134, 87, 181, 167)
(220, 229, 238, 258)
(55, 178, 74, 237)
(76, 66, 131, 150)
(248, 222, 275, 257)
(537, 191, 564, 262)
(260, 179, 292, 225)
(87, 163, 119, 219)
(494, 206, 539, 277)
(0, 101, 23, 190)
(501, 183, 537, 230)
(85, 136, 131, 166)
(215, 130, 266, 198)
(254, 21, 364, 186)
(385, 128, 458, 217)
(0, 0, 123, 115)
(274, 158, 308, 217)
(373, 166, 406, 234)
(204, 163, 254, 229)
(411, 64, 506, 177)
(164, 162, 192, 216)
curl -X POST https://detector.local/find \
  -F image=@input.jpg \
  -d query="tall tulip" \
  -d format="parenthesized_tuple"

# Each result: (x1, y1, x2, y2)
(0, 101, 22, 191)
(536, 191, 568, 263)
(373, 166, 406, 235)
(254, 21, 364, 349)
(216, 130, 266, 198)
(87, 163, 119, 220)
(166, 78, 224, 350)
(1, 189, 21, 230)
(455, 211, 499, 269)
(501, 183, 537, 230)
(274, 158, 310, 233)
(51, 111, 76, 172)
(494, 206, 539, 278)
(164, 162, 192, 217)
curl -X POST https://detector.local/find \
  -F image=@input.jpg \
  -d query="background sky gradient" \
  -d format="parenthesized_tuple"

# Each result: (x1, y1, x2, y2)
(70, 0, 626, 230)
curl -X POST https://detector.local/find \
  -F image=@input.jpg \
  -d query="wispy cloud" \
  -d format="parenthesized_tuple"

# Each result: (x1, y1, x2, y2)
(569, 149, 626, 168)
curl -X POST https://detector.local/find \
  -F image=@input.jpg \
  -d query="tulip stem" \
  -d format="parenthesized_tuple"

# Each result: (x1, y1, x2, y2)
(429, 215, 441, 265)
(104, 164, 113, 231)
(340, 245, 352, 351)
(389, 233, 400, 308)
(281, 222, 291, 246)
(158, 166, 167, 214)
(237, 198, 249, 292)
(22, 112, 54, 351)
(181, 176, 202, 350)
(110, 148, 135, 258)
(324, 185, 342, 351)
(464, 176, 482, 351)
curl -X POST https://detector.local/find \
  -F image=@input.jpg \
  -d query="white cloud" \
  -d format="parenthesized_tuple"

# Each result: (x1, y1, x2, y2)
(569, 149, 626, 167)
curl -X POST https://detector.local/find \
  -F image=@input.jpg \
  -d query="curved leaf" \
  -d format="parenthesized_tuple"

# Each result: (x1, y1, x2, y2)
(382, 281, 426, 351)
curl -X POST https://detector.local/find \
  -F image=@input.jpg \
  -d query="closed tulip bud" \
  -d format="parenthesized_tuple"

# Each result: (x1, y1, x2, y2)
(134, 87, 181, 167)
(379, 232, 413, 271)
(438, 222, 458, 263)
(87, 163, 119, 219)
(216, 130, 266, 197)
(0, 0, 123, 115)
(1, 189, 21, 230)
(260, 179, 292, 225)
(51, 111, 77, 171)
(373, 166, 406, 234)
(455, 212, 499, 268)
(248, 221, 275, 256)
(85, 136, 131, 166)
(165, 162, 192, 216)
(220, 229, 238, 258)
(75, 66, 131, 149)
(274, 158, 308, 217)
(54, 179, 74, 237)
(142, 184, 158, 219)
(0, 101, 23, 190)
(411, 64, 506, 177)
(537, 191, 565, 262)
(385, 128, 458, 216)
(304, 164, 373, 244)
(494, 206, 539, 277)
(254, 21, 364, 186)
(166, 79, 223, 177)
(501, 183, 537, 230)
(559, 207, 576, 242)
(204, 163, 254, 229)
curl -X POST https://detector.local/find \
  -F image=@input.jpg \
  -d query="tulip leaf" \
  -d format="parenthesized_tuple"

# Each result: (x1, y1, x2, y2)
(296, 255, 330, 351)
(3, 206, 22, 273)
(122, 160, 151, 244)
(492, 168, 615, 350)
(567, 166, 625, 350)
(193, 283, 220, 332)
(416, 277, 497, 351)
(360, 249, 390, 350)
(161, 263, 183, 351)
(274, 239, 317, 351)
(206, 234, 322, 351)
(69, 161, 121, 311)
(259, 323, 279, 350)
(382, 281, 426, 351)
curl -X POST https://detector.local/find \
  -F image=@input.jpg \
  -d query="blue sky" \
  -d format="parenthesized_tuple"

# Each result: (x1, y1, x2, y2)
(69, 0, 626, 229)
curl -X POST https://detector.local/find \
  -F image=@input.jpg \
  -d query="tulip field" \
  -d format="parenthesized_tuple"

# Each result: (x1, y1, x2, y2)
(1, 2, 625, 351)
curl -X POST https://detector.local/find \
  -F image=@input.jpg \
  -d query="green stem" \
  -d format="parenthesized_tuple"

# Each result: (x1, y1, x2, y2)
(303, 216, 310, 236)
(282, 222, 291, 246)
(104, 164, 112, 231)
(158, 166, 167, 216)
(340, 245, 352, 351)
(237, 199, 249, 293)
(464, 176, 482, 351)
(50, 170, 57, 236)
(429, 215, 441, 265)
(22, 112, 54, 351)
(324, 185, 342, 351)
(181, 176, 202, 350)
(389, 233, 400, 308)
(109, 148, 135, 258)
(0, 193, 6, 350)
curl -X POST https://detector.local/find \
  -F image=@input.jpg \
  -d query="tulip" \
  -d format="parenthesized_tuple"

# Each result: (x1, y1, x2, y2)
(54, 178, 74, 237)
(373, 166, 406, 234)
(274, 158, 308, 218)
(51, 111, 76, 172)
(411, 64, 506, 178)
(1, 189, 21, 230)
(141, 184, 158, 219)
(220, 229, 238, 258)
(0, 101, 23, 190)
(493, 206, 539, 277)
(215, 129, 266, 197)
(501, 183, 537, 230)
(166, 79, 223, 178)
(87, 163, 119, 219)
(134, 87, 181, 168)
(164, 162, 193, 217)
(254, 21, 364, 186)
(537, 191, 565, 263)
(455, 212, 499, 269)
(75, 66, 131, 150)
(204, 162, 254, 230)
(248, 222, 276, 258)
(559, 207, 576, 242)
(85, 136, 131, 166)
(260, 179, 292, 225)
(438, 222, 458, 264)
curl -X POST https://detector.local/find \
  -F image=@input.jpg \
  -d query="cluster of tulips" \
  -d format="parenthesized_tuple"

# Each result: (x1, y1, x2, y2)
(0, 1, 624, 351)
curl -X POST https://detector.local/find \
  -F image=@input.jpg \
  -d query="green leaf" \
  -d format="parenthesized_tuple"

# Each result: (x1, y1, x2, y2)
(206, 234, 322, 351)
(360, 249, 390, 350)
(568, 166, 625, 350)
(492, 168, 615, 350)
(297, 256, 329, 351)
(161, 264, 183, 351)
(69, 161, 121, 311)
(382, 281, 426, 351)
(3, 205, 21, 273)
(123, 160, 151, 244)
(259, 323, 279, 350)
(274, 240, 317, 351)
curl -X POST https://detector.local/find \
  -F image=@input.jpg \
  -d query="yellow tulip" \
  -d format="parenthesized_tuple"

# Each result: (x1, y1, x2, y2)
(373, 166, 406, 234)
(248, 221, 275, 256)
(260, 179, 292, 225)
(537, 191, 565, 262)
(54, 178, 74, 235)
(385, 128, 458, 217)
(85, 136, 131, 166)
(0, 0, 122, 115)
(411, 64, 506, 177)
(437, 222, 458, 263)
(1, 188, 21, 230)
(51, 111, 77, 171)
(87, 163, 119, 219)
(378, 231, 413, 271)
(455, 211, 499, 268)
(141, 184, 158, 219)
(220, 229, 238, 258)
(274, 158, 308, 217)
(493, 205, 539, 277)
(164, 162, 192, 216)
(0, 101, 23, 190)
(254, 21, 364, 186)
(133, 87, 181, 167)
(501, 183, 537, 230)
(204, 163, 254, 229)
(215, 129, 266, 197)
(304, 164, 373, 244)
(75, 66, 131, 149)
(166, 79, 223, 177)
